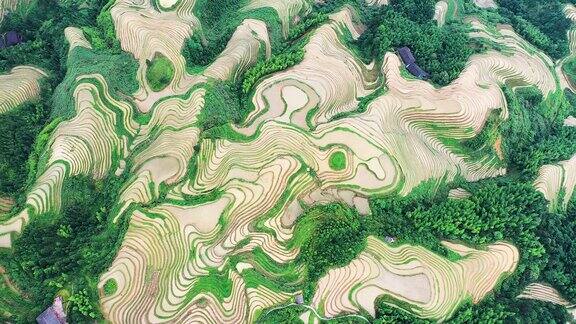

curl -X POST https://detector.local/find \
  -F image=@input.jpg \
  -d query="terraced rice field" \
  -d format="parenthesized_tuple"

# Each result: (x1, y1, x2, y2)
(64, 27, 93, 53)
(534, 155, 576, 210)
(310, 237, 518, 321)
(518, 283, 575, 308)
(1, 0, 575, 322)
(0, 66, 46, 114)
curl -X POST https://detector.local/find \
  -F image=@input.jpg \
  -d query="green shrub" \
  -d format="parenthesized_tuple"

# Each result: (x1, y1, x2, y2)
(146, 54, 175, 92)
(197, 81, 244, 130)
(242, 49, 305, 94)
(498, 0, 570, 59)
(103, 279, 118, 296)
(328, 151, 347, 171)
(562, 56, 576, 85)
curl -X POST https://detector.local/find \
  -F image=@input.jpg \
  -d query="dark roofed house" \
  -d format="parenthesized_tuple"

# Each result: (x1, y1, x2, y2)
(37, 308, 61, 324)
(397, 46, 430, 80)
(37, 297, 67, 324)
(295, 294, 304, 305)
(406, 63, 430, 80)
(0, 31, 23, 49)
(5, 31, 23, 46)
(397, 46, 416, 65)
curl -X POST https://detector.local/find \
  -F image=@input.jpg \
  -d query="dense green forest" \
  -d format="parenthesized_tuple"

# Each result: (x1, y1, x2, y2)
(497, 0, 572, 59)
(0, 81, 52, 197)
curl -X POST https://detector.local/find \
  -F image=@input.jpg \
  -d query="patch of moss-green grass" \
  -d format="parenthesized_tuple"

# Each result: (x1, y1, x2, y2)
(329, 151, 347, 171)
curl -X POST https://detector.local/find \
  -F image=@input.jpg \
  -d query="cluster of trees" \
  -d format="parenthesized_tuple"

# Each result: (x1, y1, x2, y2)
(501, 87, 576, 178)
(242, 49, 304, 94)
(145, 53, 175, 92)
(0, 174, 130, 322)
(497, 0, 572, 59)
(197, 81, 244, 131)
(295, 203, 367, 301)
(0, 81, 52, 198)
(81, 0, 122, 52)
(286, 12, 328, 43)
(1, 0, 111, 77)
(563, 56, 576, 85)
(51, 46, 139, 119)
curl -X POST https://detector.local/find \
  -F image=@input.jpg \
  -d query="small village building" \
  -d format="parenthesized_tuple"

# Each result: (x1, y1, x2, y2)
(384, 236, 396, 244)
(397, 47, 416, 65)
(0, 31, 23, 49)
(295, 294, 304, 305)
(36, 297, 67, 324)
(397, 46, 430, 80)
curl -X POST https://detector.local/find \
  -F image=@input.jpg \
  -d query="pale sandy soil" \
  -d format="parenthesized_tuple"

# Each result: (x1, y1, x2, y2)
(565, 116, 576, 127)
(474, 0, 497, 9)
(434, 1, 448, 26)
(535, 154, 576, 209)
(365, 0, 388, 5)
(448, 188, 471, 199)
(64, 27, 92, 53)
(0, 197, 14, 214)
(159, 0, 179, 8)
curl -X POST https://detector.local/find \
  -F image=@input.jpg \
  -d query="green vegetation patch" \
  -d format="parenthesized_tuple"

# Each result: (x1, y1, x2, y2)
(373, 8, 473, 86)
(146, 53, 175, 92)
(52, 46, 139, 119)
(296, 203, 367, 300)
(497, 0, 571, 59)
(103, 278, 118, 296)
(0, 82, 52, 198)
(242, 49, 305, 94)
(328, 151, 347, 171)
(501, 87, 576, 177)
(0, 173, 131, 322)
(562, 56, 576, 86)
(197, 81, 245, 130)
